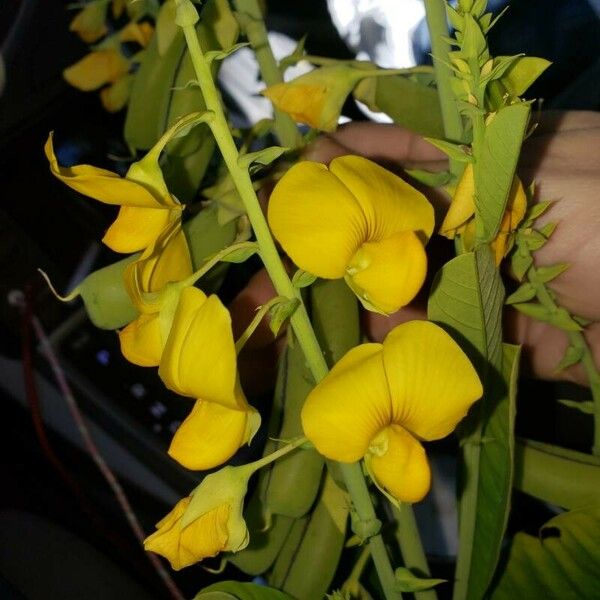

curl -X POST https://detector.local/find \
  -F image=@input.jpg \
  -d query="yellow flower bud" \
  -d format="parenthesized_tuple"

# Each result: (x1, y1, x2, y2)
(69, 1, 108, 44)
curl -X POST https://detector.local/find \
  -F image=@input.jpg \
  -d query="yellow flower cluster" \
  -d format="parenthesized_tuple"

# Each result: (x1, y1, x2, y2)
(45, 119, 259, 472)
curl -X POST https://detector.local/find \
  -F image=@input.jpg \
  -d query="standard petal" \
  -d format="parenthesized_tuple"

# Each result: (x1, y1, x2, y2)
(268, 161, 368, 279)
(102, 205, 171, 253)
(45, 133, 162, 208)
(118, 313, 162, 366)
(440, 163, 476, 239)
(365, 424, 431, 503)
(63, 49, 129, 91)
(329, 156, 435, 242)
(347, 230, 427, 314)
(301, 343, 391, 462)
(382, 321, 483, 441)
(159, 289, 244, 409)
(168, 401, 255, 470)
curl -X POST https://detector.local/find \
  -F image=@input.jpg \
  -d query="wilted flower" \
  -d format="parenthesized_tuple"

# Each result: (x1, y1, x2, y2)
(440, 163, 527, 264)
(301, 321, 482, 503)
(268, 155, 435, 314)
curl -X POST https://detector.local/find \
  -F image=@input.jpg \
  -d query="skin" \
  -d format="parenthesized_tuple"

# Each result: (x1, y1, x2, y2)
(230, 111, 600, 391)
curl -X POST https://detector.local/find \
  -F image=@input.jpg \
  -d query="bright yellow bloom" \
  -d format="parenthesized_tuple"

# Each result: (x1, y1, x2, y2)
(45, 127, 181, 253)
(268, 155, 435, 314)
(118, 22, 155, 47)
(301, 321, 482, 503)
(440, 163, 527, 264)
(158, 286, 260, 470)
(63, 49, 130, 92)
(118, 221, 192, 366)
(144, 465, 251, 569)
(69, 1, 108, 44)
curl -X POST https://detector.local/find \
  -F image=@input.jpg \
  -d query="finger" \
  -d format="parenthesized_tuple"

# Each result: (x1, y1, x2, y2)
(532, 110, 600, 137)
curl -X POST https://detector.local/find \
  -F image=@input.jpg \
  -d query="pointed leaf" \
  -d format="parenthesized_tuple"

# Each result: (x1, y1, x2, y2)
(538, 221, 557, 239)
(195, 581, 295, 600)
(405, 168, 452, 187)
(394, 568, 446, 593)
(425, 138, 473, 163)
(292, 269, 317, 289)
(269, 298, 300, 337)
(500, 56, 552, 98)
(490, 507, 600, 600)
(238, 146, 288, 172)
(524, 200, 553, 225)
(536, 263, 569, 283)
(510, 250, 533, 281)
(204, 42, 249, 64)
(558, 398, 594, 415)
(475, 103, 530, 241)
(505, 282, 536, 304)
(556, 345, 584, 371)
(220, 242, 259, 263)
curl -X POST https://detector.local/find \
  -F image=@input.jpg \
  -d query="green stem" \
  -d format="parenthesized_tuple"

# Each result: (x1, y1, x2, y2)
(529, 268, 600, 456)
(235, 295, 288, 353)
(342, 545, 372, 596)
(395, 504, 437, 600)
(424, 0, 464, 159)
(251, 436, 308, 471)
(231, 0, 301, 148)
(177, 8, 400, 598)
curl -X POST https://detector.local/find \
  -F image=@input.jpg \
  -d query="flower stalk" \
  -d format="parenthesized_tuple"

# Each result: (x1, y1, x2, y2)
(176, 3, 400, 597)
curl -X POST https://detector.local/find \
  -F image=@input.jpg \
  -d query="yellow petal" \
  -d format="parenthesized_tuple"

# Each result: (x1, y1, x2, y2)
(329, 156, 435, 241)
(268, 161, 368, 278)
(346, 231, 427, 314)
(119, 22, 155, 47)
(102, 205, 171, 253)
(365, 424, 431, 503)
(63, 50, 129, 91)
(301, 344, 391, 462)
(168, 400, 258, 470)
(118, 313, 162, 366)
(100, 74, 134, 112)
(144, 498, 230, 570)
(440, 163, 476, 238)
(382, 321, 483, 441)
(45, 132, 163, 209)
(69, 3, 108, 44)
(159, 288, 245, 410)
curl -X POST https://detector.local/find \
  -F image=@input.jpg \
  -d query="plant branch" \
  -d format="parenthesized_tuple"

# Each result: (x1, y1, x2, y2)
(176, 5, 400, 597)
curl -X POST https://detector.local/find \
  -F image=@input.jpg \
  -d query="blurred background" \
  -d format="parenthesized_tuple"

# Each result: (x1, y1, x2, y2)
(0, 1, 599, 598)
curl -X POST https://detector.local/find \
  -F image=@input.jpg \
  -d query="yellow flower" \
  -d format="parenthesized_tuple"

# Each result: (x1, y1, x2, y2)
(158, 286, 261, 470)
(63, 49, 130, 93)
(118, 22, 155, 47)
(45, 125, 181, 253)
(268, 155, 435, 314)
(301, 321, 482, 503)
(69, 1, 108, 44)
(440, 163, 527, 264)
(263, 65, 368, 132)
(144, 464, 250, 570)
(118, 220, 192, 366)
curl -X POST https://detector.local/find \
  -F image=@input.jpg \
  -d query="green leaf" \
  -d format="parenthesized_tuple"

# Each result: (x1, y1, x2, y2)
(558, 398, 594, 415)
(514, 439, 600, 510)
(279, 35, 307, 71)
(195, 581, 295, 600)
(556, 345, 585, 371)
(475, 102, 530, 241)
(513, 303, 583, 331)
(220, 241, 259, 263)
(291, 269, 317, 289)
(428, 247, 517, 600)
(538, 221, 557, 239)
(510, 250, 533, 281)
(205, 42, 249, 64)
(536, 263, 569, 283)
(358, 75, 445, 138)
(238, 146, 288, 172)
(524, 200, 553, 225)
(499, 56, 552, 98)
(405, 168, 452, 187)
(269, 298, 300, 337)
(505, 282, 536, 304)
(490, 506, 600, 600)
(424, 138, 473, 163)
(394, 568, 446, 593)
